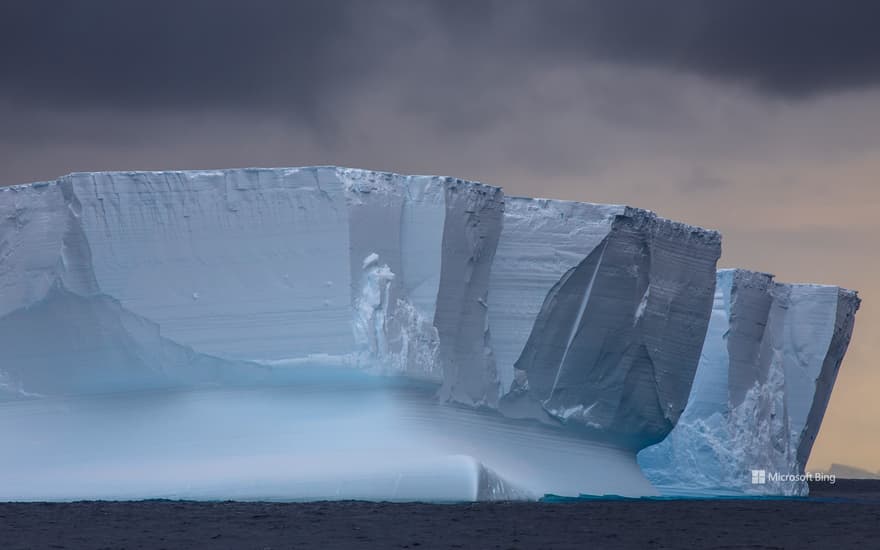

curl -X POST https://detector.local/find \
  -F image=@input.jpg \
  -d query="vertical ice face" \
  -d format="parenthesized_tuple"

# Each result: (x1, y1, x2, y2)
(342, 169, 505, 397)
(0, 179, 100, 318)
(784, 285, 861, 469)
(434, 181, 504, 407)
(73, 168, 355, 360)
(0, 167, 506, 401)
(637, 269, 789, 493)
(496, 206, 722, 450)
(0, 178, 265, 397)
(638, 269, 861, 496)
(487, 198, 626, 395)
(726, 271, 777, 407)
(344, 170, 444, 379)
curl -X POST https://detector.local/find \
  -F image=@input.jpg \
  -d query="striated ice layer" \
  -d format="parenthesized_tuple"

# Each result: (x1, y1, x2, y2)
(638, 269, 861, 496)
(432, 179, 504, 406)
(496, 204, 722, 451)
(488, 198, 626, 395)
(0, 168, 503, 401)
(785, 284, 861, 470)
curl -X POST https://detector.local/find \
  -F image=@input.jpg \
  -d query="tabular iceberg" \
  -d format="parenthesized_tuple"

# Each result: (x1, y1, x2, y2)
(0, 167, 857, 501)
(637, 269, 861, 496)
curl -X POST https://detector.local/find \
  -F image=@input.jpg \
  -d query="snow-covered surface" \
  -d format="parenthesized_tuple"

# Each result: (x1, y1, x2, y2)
(638, 269, 861, 496)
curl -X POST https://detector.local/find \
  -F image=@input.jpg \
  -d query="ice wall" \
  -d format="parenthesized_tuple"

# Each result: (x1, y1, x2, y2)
(495, 204, 722, 450)
(638, 269, 861, 495)
(785, 284, 861, 470)
(487, 198, 626, 394)
(0, 168, 504, 401)
(433, 180, 504, 407)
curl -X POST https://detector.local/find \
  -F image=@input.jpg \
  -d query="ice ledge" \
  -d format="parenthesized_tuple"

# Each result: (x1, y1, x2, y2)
(506, 196, 722, 245)
(2, 166, 499, 193)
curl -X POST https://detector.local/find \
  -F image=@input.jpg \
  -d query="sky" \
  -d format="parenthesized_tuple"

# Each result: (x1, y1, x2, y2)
(1, 1, 878, 471)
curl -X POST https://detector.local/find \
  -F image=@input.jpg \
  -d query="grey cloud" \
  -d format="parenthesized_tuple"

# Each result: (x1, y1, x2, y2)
(0, 1, 384, 118)
(439, 0, 880, 97)
(2, 0, 880, 121)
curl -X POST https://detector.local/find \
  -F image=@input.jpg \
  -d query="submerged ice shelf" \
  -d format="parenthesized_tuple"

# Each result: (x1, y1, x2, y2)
(0, 381, 653, 501)
(0, 167, 859, 500)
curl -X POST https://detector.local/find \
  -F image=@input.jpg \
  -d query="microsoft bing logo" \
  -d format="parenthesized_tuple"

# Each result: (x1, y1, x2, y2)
(751, 469, 766, 484)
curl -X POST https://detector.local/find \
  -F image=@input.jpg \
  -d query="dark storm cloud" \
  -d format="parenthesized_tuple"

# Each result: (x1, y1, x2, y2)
(2, 0, 879, 117)
(498, 0, 880, 97)
(0, 0, 400, 116)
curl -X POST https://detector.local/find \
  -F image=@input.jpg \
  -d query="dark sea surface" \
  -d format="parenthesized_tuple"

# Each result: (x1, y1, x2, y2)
(2, 480, 878, 549)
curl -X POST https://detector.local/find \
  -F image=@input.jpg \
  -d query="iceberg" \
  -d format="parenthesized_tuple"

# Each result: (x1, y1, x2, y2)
(0, 167, 855, 500)
(827, 463, 880, 480)
(637, 269, 861, 496)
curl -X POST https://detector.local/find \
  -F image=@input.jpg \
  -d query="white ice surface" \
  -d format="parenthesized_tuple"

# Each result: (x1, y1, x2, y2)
(782, 285, 838, 452)
(0, 169, 501, 388)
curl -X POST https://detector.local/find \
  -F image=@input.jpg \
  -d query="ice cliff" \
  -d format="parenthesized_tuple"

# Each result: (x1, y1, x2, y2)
(637, 269, 861, 495)
(0, 167, 858, 500)
(491, 198, 721, 450)
(0, 168, 719, 419)
(0, 168, 504, 403)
